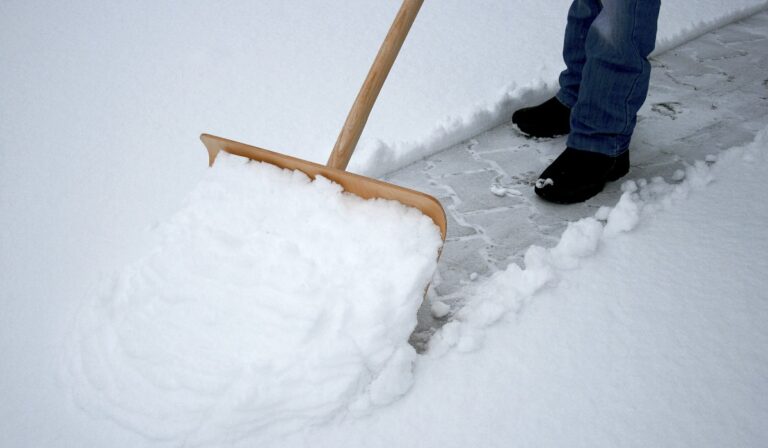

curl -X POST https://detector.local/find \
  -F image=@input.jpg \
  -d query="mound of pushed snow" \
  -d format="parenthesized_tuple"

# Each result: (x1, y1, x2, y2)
(65, 153, 442, 445)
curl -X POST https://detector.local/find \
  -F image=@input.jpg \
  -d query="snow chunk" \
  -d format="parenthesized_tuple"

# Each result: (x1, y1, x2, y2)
(550, 218, 604, 269)
(595, 206, 612, 221)
(430, 301, 451, 319)
(490, 184, 523, 197)
(65, 153, 442, 444)
(604, 193, 641, 237)
(490, 184, 507, 197)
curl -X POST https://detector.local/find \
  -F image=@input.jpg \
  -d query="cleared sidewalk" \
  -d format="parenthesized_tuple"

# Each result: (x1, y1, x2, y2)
(383, 10, 768, 339)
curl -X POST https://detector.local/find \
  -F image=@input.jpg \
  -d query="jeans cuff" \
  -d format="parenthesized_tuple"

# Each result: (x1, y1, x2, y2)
(555, 90, 577, 109)
(566, 133, 631, 157)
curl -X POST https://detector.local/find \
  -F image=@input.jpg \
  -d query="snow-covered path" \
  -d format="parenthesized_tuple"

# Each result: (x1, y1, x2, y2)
(382, 11, 768, 341)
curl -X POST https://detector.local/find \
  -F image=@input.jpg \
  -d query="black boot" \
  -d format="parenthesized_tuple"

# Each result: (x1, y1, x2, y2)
(534, 147, 630, 204)
(512, 97, 571, 138)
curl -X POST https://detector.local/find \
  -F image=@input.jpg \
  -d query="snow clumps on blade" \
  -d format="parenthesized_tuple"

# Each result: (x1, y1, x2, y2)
(65, 153, 442, 445)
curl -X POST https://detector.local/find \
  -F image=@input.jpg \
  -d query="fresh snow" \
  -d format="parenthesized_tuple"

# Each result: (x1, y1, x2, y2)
(1, 1, 768, 447)
(66, 153, 441, 445)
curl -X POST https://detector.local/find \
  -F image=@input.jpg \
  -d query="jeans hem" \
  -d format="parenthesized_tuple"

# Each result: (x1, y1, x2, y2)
(556, 90, 577, 109)
(566, 133, 630, 157)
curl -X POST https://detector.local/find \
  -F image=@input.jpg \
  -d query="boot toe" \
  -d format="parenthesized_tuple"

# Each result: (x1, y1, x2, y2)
(534, 148, 630, 204)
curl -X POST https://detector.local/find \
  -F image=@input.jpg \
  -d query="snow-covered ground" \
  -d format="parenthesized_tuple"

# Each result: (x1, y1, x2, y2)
(281, 127, 768, 448)
(2, 1, 768, 447)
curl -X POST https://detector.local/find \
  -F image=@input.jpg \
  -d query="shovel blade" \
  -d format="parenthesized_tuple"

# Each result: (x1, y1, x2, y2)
(201, 133, 447, 241)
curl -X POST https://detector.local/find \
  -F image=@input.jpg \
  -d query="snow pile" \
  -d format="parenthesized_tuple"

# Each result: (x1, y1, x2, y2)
(429, 137, 742, 357)
(65, 153, 442, 445)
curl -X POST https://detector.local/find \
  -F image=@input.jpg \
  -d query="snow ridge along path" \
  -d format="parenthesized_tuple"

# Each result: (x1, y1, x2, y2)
(383, 11, 768, 342)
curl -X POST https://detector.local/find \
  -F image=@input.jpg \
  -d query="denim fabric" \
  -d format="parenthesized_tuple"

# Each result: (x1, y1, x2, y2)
(555, 0, 661, 156)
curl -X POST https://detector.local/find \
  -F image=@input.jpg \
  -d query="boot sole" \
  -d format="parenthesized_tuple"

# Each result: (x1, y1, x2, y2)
(513, 122, 570, 139)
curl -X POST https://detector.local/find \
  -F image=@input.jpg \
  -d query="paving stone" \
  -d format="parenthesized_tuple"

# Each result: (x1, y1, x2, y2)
(461, 208, 540, 269)
(479, 146, 551, 185)
(742, 10, 768, 28)
(689, 34, 750, 61)
(651, 52, 718, 79)
(445, 209, 478, 239)
(468, 124, 519, 154)
(424, 144, 490, 177)
(433, 236, 492, 297)
(711, 26, 765, 45)
(444, 170, 525, 213)
(383, 160, 452, 201)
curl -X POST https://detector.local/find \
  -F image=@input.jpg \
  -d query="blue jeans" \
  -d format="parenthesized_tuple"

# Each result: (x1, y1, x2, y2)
(556, 0, 661, 156)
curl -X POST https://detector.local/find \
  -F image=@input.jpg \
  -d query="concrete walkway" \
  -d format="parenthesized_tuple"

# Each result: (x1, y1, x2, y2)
(386, 10, 768, 343)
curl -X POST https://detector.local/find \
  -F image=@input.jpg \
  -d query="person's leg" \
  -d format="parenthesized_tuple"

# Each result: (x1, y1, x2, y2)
(512, 0, 603, 138)
(556, 0, 604, 108)
(566, 0, 661, 156)
(535, 0, 661, 204)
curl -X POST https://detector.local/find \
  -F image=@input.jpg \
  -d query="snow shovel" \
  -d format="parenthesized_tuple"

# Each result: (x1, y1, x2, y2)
(200, 0, 447, 243)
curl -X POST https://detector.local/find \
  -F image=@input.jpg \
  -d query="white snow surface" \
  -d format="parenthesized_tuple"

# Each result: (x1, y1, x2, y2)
(2, 2, 768, 447)
(273, 127, 768, 448)
(65, 154, 441, 445)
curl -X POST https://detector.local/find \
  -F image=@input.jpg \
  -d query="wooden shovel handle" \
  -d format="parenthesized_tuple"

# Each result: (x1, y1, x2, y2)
(326, 0, 424, 171)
